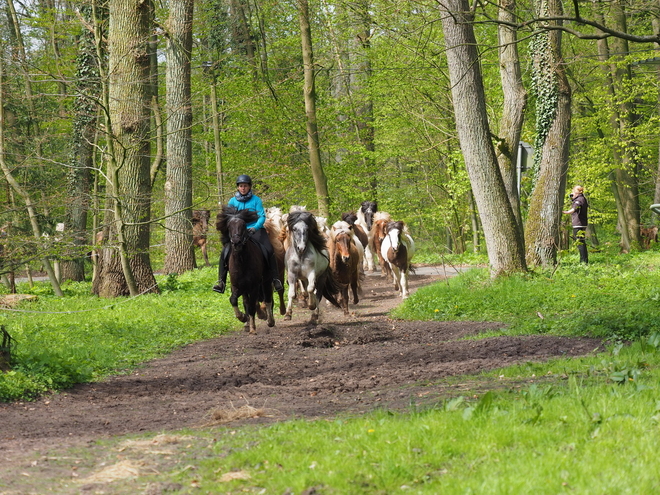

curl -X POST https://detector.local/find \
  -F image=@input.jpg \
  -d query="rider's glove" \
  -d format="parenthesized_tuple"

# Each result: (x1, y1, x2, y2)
(247, 228, 256, 236)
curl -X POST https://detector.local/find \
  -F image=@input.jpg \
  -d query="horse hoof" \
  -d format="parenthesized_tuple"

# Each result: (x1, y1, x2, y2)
(284, 314, 292, 321)
(267, 320, 275, 327)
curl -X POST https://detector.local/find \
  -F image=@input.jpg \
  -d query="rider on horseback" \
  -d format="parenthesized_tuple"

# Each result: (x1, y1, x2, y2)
(213, 175, 284, 294)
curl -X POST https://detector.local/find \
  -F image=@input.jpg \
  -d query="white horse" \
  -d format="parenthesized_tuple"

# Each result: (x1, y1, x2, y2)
(380, 220, 415, 299)
(284, 211, 341, 323)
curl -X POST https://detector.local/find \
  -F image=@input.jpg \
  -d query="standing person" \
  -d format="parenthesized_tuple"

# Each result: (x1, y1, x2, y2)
(213, 175, 284, 293)
(563, 185, 589, 264)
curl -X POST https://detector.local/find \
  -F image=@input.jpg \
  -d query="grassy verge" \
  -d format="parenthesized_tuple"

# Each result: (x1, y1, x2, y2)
(395, 251, 660, 341)
(9, 339, 660, 494)
(0, 267, 238, 401)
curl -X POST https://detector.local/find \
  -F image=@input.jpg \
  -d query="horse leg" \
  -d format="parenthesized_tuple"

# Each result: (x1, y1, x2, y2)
(285, 276, 296, 320)
(307, 273, 318, 311)
(310, 306, 320, 325)
(401, 269, 410, 299)
(341, 285, 349, 315)
(297, 280, 308, 308)
(265, 300, 275, 327)
(391, 265, 401, 292)
(230, 292, 248, 324)
(245, 297, 256, 333)
(364, 245, 375, 272)
(201, 243, 210, 266)
(351, 277, 359, 305)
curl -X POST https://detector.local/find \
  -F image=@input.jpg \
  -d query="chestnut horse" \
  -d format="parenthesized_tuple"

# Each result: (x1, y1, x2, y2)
(369, 212, 393, 280)
(329, 223, 364, 315)
(284, 211, 341, 323)
(380, 220, 415, 299)
(192, 209, 211, 267)
(216, 206, 275, 333)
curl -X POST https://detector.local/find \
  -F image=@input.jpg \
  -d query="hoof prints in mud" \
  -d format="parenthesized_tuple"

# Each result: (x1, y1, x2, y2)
(296, 325, 394, 348)
(297, 326, 338, 348)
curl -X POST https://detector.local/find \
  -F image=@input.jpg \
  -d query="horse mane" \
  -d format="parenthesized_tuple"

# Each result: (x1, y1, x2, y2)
(386, 220, 405, 233)
(287, 211, 327, 253)
(341, 212, 358, 225)
(216, 206, 259, 244)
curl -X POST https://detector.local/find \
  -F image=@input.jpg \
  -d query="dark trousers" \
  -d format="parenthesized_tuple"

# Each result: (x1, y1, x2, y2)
(573, 227, 588, 264)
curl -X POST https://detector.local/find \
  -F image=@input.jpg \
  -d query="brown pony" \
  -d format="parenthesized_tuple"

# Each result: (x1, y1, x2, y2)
(264, 218, 286, 315)
(192, 209, 211, 267)
(329, 225, 363, 315)
(369, 212, 392, 280)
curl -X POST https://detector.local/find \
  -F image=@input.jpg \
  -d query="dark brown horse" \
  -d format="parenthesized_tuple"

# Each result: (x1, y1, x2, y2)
(216, 206, 275, 333)
(192, 209, 211, 267)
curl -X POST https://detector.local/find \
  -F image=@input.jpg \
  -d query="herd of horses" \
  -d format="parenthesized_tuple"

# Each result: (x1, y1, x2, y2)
(213, 201, 416, 333)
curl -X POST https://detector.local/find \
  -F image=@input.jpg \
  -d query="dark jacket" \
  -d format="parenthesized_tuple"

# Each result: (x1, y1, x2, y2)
(570, 194, 588, 228)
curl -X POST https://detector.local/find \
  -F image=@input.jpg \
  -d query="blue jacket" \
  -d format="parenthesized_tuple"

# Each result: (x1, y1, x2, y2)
(228, 193, 266, 230)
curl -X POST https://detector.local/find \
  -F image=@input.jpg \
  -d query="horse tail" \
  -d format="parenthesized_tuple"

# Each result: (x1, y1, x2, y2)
(318, 267, 342, 309)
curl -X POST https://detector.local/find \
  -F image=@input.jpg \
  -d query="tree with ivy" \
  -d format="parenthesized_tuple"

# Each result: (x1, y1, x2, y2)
(524, 0, 571, 267)
(439, 0, 527, 276)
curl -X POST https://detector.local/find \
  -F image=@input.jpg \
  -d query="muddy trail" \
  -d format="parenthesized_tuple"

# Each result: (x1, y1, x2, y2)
(1, 265, 603, 459)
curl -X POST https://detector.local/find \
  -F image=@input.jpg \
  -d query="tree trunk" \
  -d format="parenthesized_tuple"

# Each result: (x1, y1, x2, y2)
(525, 0, 571, 267)
(439, 0, 526, 276)
(298, 0, 330, 216)
(163, 0, 195, 275)
(61, 5, 99, 282)
(95, 0, 158, 297)
(496, 0, 527, 229)
(595, 0, 641, 251)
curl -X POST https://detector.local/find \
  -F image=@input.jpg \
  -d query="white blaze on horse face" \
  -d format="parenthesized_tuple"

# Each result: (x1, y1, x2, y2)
(293, 222, 309, 255)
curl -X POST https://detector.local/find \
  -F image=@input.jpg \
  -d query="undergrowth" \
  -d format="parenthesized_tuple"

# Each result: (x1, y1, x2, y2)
(0, 267, 238, 401)
(394, 251, 660, 342)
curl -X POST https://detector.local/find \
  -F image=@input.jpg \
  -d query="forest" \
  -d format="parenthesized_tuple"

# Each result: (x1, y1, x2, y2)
(0, 0, 659, 296)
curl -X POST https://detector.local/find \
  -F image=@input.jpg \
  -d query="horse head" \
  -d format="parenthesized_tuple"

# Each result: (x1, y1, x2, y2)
(360, 201, 378, 230)
(385, 221, 406, 253)
(216, 206, 258, 252)
(287, 211, 327, 257)
(333, 230, 354, 263)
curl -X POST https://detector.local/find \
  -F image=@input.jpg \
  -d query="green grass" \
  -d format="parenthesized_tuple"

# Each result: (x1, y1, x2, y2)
(0, 266, 239, 401)
(395, 251, 660, 341)
(4, 250, 660, 493)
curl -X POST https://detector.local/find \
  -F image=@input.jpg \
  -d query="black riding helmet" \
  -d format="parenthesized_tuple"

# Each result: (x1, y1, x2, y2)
(236, 174, 252, 186)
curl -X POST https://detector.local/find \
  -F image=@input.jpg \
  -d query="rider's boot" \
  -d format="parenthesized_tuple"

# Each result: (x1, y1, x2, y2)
(268, 252, 284, 292)
(213, 244, 230, 294)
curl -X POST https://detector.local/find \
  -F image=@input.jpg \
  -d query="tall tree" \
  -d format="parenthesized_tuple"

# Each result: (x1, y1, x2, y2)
(439, 0, 527, 276)
(524, 0, 571, 267)
(60, 4, 100, 282)
(298, 0, 330, 216)
(163, 0, 195, 274)
(94, 0, 158, 297)
(495, 0, 526, 229)
(597, 0, 641, 251)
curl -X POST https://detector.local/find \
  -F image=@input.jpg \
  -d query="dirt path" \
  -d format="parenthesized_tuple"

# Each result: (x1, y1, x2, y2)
(1, 266, 603, 463)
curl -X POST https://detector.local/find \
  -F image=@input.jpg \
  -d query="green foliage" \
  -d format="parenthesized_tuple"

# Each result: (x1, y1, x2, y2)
(0, 268, 238, 402)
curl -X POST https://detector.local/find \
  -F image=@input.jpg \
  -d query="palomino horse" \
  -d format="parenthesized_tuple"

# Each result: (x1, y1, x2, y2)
(356, 201, 378, 271)
(380, 220, 415, 299)
(192, 209, 211, 267)
(216, 206, 275, 333)
(284, 211, 341, 323)
(329, 222, 364, 315)
(369, 212, 393, 280)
